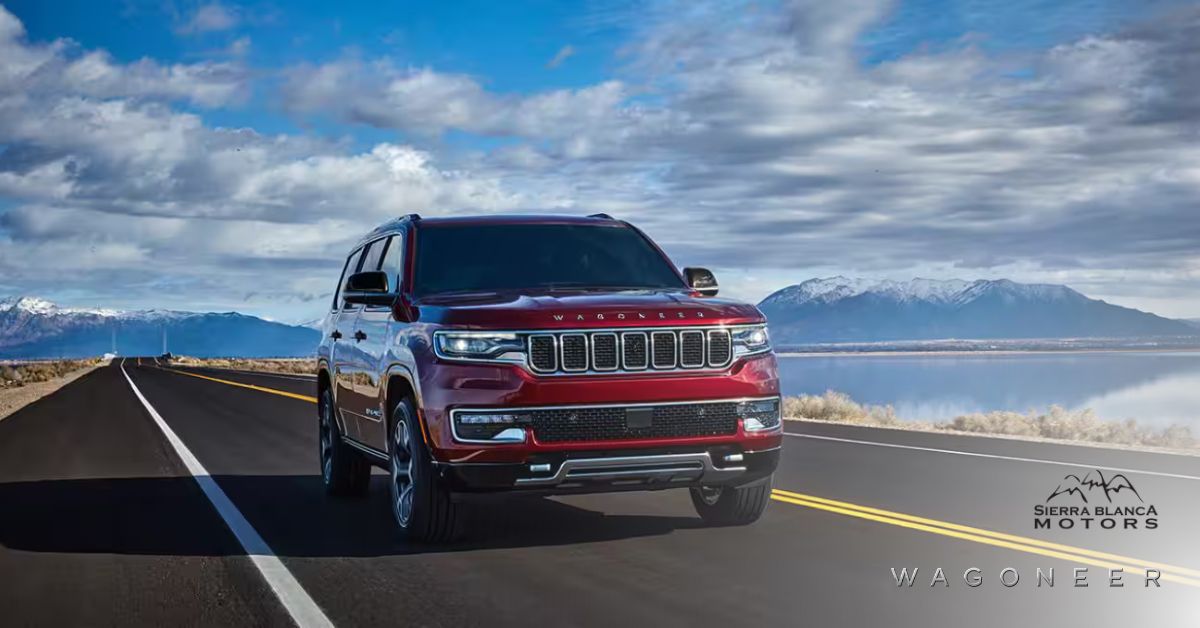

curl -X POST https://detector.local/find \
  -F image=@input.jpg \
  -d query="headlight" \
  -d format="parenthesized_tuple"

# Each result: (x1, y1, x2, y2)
(732, 324, 771, 357)
(434, 332, 525, 361)
(738, 397, 781, 433)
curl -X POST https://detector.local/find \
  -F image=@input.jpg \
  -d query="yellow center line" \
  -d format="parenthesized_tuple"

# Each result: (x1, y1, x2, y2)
(771, 490, 1200, 588)
(159, 366, 318, 404)
(773, 488, 1200, 578)
(144, 363, 1200, 587)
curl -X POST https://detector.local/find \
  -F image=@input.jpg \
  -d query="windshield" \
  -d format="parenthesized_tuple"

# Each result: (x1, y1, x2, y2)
(413, 223, 686, 297)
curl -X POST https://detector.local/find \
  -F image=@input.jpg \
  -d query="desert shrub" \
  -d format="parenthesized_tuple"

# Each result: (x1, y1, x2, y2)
(784, 392, 1198, 452)
(0, 359, 98, 388)
(783, 391, 900, 426)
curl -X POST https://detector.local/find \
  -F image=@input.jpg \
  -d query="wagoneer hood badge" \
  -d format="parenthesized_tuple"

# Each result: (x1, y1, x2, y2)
(552, 311, 707, 322)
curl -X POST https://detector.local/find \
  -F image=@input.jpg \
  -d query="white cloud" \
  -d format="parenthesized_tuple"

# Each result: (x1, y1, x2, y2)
(546, 45, 575, 69)
(176, 2, 240, 35)
(2, 1, 1200, 319)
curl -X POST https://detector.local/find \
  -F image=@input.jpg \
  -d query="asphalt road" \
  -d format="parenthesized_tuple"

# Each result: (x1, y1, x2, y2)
(2, 359, 1198, 627)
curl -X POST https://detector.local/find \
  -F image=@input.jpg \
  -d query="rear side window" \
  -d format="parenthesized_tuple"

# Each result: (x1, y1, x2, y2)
(332, 248, 364, 310)
(379, 234, 405, 291)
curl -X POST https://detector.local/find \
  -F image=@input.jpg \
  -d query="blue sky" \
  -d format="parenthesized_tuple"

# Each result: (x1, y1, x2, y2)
(0, 0, 1197, 322)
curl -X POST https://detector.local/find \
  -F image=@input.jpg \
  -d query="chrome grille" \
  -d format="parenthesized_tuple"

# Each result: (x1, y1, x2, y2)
(529, 335, 557, 372)
(591, 333, 619, 370)
(560, 334, 588, 371)
(524, 327, 732, 375)
(651, 331, 676, 368)
(679, 330, 705, 368)
(707, 330, 731, 366)
(622, 332, 648, 370)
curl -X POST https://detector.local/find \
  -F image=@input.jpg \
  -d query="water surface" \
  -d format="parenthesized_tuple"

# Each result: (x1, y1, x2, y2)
(777, 351, 1200, 428)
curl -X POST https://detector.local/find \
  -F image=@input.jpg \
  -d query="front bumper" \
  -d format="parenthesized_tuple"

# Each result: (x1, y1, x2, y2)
(419, 352, 781, 464)
(434, 445, 780, 495)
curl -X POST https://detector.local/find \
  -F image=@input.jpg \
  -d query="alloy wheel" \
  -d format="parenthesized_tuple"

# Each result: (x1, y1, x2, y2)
(319, 399, 334, 483)
(391, 418, 415, 527)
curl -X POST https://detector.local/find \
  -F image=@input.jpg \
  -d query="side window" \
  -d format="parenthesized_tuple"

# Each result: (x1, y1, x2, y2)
(359, 238, 386, 275)
(380, 234, 405, 291)
(333, 248, 364, 311)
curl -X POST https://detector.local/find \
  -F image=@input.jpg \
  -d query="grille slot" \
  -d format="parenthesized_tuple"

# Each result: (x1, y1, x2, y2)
(560, 334, 588, 371)
(621, 332, 648, 370)
(651, 331, 677, 369)
(528, 401, 739, 443)
(679, 330, 705, 368)
(707, 330, 732, 367)
(591, 333, 619, 371)
(529, 335, 557, 372)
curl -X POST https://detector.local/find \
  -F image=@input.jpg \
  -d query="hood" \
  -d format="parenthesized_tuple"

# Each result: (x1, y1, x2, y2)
(414, 289, 763, 329)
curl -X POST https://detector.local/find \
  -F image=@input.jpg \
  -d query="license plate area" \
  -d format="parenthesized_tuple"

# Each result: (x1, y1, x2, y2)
(625, 407, 654, 429)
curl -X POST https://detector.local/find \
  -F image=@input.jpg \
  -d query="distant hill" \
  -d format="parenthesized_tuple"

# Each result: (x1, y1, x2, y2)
(0, 297, 320, 359)
(758, 277, 1196, 344)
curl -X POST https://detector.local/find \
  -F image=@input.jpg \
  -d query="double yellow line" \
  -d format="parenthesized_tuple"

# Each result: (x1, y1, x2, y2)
(161, 367, 318, 404)
(771, 488, 1200, 588)
(150, 364, 1200, 587)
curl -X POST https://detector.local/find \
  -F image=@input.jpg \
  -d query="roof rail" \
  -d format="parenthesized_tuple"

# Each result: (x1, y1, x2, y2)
(401, 213, 422, 222)
(587, 213, 614, 219)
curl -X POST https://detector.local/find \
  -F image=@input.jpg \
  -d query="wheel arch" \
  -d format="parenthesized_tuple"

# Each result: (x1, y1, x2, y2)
(383, 365, 427, 447)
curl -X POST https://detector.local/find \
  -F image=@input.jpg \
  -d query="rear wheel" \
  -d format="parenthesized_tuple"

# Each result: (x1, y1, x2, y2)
(318, 389, 369, 496)
(389, 398, 463, 542)
(690, 475, 772, 526)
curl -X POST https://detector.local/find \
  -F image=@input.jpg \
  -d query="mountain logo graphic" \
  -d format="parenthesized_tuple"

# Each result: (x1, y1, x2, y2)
(1046, 470, 1143, 504)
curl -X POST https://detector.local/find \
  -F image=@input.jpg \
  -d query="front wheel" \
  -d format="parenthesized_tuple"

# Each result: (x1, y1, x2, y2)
(389, 398, 463, 542)
(690, 476, 772, 526)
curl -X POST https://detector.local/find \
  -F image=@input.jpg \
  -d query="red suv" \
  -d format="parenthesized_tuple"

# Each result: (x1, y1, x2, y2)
(316, 214, 781, 541)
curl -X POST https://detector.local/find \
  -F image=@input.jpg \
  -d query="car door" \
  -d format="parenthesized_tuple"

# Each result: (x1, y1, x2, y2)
(331, 247, 365, 441)
(352, 234, 403, 452)
(338, 237, 389, 445)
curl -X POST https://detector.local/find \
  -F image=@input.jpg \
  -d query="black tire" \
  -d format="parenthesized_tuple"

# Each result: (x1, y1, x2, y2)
(389, 398, 463, 542)
(690, 475, 773, 526)
(318, 388, 369, 496)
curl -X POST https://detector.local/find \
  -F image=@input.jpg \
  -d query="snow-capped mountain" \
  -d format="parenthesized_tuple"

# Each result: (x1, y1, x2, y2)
(0, 296, 320, 358)
(759, 277, 1195, 344)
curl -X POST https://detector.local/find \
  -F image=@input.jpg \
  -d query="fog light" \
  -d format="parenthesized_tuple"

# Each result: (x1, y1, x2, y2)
(453, 412, 528, 442)
(458, 413, 519, 425)
(738, 398, 781, 433)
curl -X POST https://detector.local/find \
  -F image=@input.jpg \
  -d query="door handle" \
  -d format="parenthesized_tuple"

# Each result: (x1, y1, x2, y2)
(330, 330, 342, 340)
(354, 330, 367, 342)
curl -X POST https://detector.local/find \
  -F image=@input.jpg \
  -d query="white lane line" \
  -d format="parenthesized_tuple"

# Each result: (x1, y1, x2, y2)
(120, 362, 334, 628)
(786, 432, 1200, 482)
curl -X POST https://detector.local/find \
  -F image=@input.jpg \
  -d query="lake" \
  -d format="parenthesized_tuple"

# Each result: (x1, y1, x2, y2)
(776, 351, 1200, 428)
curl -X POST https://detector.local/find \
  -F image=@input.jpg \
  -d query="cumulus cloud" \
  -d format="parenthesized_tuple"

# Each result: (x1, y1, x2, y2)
(0, 5, 531, 317)
(2, 1, 1199, 318)
(275, 0, 1200, 314)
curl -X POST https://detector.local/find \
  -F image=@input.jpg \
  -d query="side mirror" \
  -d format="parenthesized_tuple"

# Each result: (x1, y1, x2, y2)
(684, 267, 719, 296)
(343, 271, 397, 306)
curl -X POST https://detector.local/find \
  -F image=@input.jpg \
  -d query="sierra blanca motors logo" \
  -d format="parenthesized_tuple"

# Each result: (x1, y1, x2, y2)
(1034, 469, 1157, 530)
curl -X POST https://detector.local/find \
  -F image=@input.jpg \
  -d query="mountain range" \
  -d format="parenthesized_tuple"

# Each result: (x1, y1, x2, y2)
(0, 297, 319, 359)
(3, 278, 1196, 358)
(758, 277, 1196, 344)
